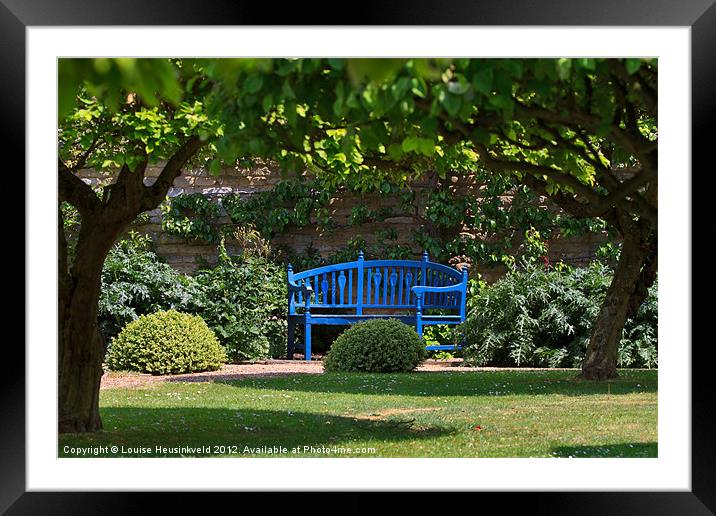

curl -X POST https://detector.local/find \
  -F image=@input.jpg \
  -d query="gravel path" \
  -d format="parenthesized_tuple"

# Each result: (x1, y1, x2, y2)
(101, 358, 579, 390)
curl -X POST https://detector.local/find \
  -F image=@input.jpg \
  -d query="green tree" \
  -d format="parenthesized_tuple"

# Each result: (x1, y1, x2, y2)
(58, 58, 277, 433)
(58, 59, 211, 432)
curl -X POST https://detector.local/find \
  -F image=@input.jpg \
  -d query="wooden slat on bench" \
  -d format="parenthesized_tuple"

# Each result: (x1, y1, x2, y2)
(390, 268, 397, 305)
(348, 269, 353, 305)
(338, 271, 346, 305)
(373, 268, 382, 305)
(366, 268, 372, 306)
(331, 271, 336, 305)
(404, 268, 413, 305)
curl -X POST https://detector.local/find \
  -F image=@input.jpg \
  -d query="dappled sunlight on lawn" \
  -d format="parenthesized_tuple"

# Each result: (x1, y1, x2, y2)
(60, 369, 657, 458)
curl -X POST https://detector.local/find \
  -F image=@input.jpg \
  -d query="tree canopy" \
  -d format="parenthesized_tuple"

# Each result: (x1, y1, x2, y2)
(61, 57, 657, 235)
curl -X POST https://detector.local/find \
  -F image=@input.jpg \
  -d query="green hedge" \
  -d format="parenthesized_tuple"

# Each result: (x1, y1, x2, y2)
(106, 310, 226, 375)
(188, 253, 287, 361)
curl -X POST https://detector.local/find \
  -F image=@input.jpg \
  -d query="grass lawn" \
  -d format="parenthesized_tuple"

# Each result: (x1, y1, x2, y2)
(59, 369, 657, 458)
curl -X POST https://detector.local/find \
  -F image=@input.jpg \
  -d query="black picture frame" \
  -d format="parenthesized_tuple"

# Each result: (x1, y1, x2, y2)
(4, 1, 710, 512)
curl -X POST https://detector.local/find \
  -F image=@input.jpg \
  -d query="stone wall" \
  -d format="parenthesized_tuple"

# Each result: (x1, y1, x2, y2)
(78, 162, 607, 281)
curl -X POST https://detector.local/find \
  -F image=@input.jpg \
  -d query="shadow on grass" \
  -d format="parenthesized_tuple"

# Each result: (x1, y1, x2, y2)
(58, 407, 452, 457)
(212, 370, 658, 398)
(551, 442, 657, 458)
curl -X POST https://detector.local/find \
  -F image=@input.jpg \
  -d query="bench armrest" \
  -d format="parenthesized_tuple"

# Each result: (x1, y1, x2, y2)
(288, 280, 314, 296)
(411, 284, 464, 296)
(288, 280, 313, 312)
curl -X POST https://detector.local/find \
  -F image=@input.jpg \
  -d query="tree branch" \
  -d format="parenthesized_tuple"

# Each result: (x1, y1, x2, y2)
(72, 135, 104, 172)
(142, 136, 204, 211)
(514, 103, 652, 163)
(58, 159, 100, 214)
(518, 174, 596, 218)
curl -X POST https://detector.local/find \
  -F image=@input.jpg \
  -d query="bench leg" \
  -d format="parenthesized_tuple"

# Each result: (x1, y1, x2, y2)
(416, 294, 424, 341)
(287, 319, 295, 360)
(304, 322, 312, 361)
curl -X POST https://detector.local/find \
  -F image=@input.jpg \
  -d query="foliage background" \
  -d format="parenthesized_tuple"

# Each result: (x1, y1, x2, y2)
(99, 233, 287, 362)
(98, 230, 657, 367)
(461, 261, 658, 368)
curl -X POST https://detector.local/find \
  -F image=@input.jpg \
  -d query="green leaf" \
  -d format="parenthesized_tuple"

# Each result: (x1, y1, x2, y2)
(282, 80, 296, 99)
(577, 58, 596, 71)
(387, 143, 404, 161)
(439, 91, 462, 117)
(625, 58, 643, 75)
(556, 58, 572, 80)
(347, 58, 405, 84)
(401, 136, 419, 153)
(261, 94, 274, 112)
(472, 68, 493, 95)
(410, 77, 427, 98)
(417, 138, 435, 157)
(446, 74, 470, 95)
(244, 74, 264, 94)
(327, 58, 345, 70)
(332, 97, 344, 117)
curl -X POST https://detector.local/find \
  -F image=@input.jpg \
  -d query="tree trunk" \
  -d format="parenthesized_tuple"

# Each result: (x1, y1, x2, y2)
(580, 226, 655, 380)
(57, 139, 203, 433)
(58, 215, 121, 433)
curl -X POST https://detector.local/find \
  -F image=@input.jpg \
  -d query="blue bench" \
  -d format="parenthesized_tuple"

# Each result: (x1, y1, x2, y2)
(287, 251, 469, 361)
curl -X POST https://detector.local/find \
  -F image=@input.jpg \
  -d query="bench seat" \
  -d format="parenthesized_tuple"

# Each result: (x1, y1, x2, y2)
(287, 251, 469, 360)
(290, 314, 464, 324)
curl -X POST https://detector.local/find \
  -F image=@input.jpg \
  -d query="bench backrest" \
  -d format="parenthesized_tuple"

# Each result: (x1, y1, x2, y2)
(288, 252, 466, 312)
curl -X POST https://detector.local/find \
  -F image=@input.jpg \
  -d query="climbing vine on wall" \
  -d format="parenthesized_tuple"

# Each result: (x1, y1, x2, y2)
(221, 179, 333, 235)
(156, 168, 614, 269)
(410, 170, 616, 267)
(161, 193, 221, 243)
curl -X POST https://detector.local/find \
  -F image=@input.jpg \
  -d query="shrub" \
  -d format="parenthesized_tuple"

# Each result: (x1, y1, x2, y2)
(617, 280, 658, 368)
(323, 319, 426, 373)
(98, 232, 195, 341)
(99, 233, 287, 362)
(461, 262, 657, 368)
(105, 310, 226, 375)
(188, 243, 287, 361)
(423, 320, 461, 348)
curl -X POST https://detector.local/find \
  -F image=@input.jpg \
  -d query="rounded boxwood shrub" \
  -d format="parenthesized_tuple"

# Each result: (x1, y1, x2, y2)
(323, 319, 426, 373)
(105, 310, 226, 375)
